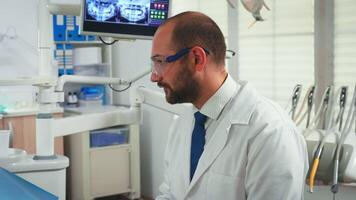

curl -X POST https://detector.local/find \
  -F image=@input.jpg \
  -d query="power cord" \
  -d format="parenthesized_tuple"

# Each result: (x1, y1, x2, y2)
(109, 82, 132, 92)
(226, 49, 236, 56)
(99, 36, 118, 45)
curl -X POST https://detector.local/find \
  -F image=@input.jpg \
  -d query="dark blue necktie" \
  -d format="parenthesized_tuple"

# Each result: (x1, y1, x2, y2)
(190, 111, 207, 181)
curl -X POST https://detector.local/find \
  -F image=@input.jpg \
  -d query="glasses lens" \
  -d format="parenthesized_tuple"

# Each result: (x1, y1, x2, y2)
(151, 57, 166, 76)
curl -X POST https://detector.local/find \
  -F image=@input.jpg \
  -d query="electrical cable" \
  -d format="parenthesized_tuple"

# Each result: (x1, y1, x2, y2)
(331, 86, 356, 198)
(285, 84, 302, 120)
(306, 87, 316, 128)
(291, 85, 303, 120)
(107, 69, 150, 93)
(109, 82, 132, 92)
(304, 86, 332, 138)
(308, 132, 323, 193)
(294, 86, 310, 121)
(309, 87, 340, 193)
(226, 49, 236, 56)
(99, 36, 118, 45)
(335, 87, 348, 131)
(295, 86, 315, 127)
(285, 84, 300, 110)
(308, 87, 352, 194)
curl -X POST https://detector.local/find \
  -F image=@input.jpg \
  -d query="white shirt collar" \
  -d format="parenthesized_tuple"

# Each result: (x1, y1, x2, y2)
(197, 74, 237, 120)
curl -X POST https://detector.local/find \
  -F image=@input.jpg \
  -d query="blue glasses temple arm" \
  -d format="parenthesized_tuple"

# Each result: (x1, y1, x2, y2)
(166, 48, 191, 63)
(166, 48, 211, 63)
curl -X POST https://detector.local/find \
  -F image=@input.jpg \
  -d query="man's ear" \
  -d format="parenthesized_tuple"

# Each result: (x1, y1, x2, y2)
(191, 47, 207, 71)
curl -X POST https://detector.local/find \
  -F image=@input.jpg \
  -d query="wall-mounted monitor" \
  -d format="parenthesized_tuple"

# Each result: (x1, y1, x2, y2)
(80, 0, 170, 40)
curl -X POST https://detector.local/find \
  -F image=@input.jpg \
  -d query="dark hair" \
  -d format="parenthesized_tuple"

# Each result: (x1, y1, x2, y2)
(163, 11, 226, 66)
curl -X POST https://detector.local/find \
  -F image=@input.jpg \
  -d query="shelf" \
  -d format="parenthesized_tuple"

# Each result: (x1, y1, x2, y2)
(54, 41, 103, 45)
(73, 63, 109, 68)
(89, 143, 130, 152)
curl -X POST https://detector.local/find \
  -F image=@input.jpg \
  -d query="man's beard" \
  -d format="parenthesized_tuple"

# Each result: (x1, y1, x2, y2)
(158, 63, 200, 104)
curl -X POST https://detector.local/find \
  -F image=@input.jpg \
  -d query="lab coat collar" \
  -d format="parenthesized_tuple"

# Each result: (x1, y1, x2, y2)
(229, 80, 259, 125)
(199, 74, 237, 120)
(197, 79, 258, 125)
(184, 81, 259, 197)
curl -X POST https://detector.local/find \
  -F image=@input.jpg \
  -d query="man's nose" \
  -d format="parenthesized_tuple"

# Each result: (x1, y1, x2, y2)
(150, 71, 162, 82)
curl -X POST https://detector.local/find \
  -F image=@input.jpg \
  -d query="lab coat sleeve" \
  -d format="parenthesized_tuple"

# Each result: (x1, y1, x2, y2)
(156, 115, 180, 200)
(156, 161, 173, 200)
(245, 118, 308, 200)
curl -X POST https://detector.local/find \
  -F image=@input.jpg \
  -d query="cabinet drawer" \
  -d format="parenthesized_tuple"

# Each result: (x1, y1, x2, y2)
(89, 145, 130, 197)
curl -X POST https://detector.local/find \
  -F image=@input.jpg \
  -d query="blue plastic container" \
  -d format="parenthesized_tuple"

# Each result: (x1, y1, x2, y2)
(90, 127, 128, 147)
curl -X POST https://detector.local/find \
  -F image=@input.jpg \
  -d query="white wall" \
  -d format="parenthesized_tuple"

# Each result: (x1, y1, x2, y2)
(0, 0, 39, 110)
(0, 0, 38, 77)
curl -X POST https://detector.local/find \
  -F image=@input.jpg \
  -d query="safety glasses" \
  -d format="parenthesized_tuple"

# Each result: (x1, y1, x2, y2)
(151, 47, 210, 76)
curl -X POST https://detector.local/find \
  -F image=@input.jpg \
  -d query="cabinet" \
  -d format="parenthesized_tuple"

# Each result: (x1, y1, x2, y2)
(56, 42, 113, 107)
(0, 112, 64, 155)
(65, 122, 140, 200)
(53, 15, 113, 106)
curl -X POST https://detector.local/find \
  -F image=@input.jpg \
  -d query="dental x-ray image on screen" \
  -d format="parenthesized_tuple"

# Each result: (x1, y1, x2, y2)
(86, 0, 117, 22)
(81, 0, 169, 39)
(86, 0, 149, 24)
(117, 0, 149, 24)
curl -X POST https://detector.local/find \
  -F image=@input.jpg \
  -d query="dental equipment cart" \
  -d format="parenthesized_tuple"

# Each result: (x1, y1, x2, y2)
(64, 106, 140, 200)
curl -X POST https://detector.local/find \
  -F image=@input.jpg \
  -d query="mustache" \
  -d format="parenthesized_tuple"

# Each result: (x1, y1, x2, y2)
(158, 82, 169, 89)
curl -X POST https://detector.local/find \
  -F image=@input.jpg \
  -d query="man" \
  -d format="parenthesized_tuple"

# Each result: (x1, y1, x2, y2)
(150, 11, 308, 200)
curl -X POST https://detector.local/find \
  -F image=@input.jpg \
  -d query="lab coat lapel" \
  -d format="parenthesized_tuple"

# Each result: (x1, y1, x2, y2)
(184, 81, 259, 197)
(185, 112, 232, 196)
(182, 110, 195, 191)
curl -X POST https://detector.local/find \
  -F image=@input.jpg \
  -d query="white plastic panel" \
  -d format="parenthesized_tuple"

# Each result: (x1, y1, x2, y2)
(90, 145, 131, 197)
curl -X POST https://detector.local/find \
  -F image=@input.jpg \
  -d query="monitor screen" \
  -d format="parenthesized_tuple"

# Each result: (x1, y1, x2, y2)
(80, 0, 170, 40)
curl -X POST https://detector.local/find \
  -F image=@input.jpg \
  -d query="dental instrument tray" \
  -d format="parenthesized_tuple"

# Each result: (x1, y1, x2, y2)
(90, 127, 129, 147)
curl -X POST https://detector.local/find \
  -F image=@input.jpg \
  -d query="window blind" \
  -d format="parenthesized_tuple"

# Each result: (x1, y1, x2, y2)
(237, 0, 314, 106)
(334, 0, 356, 88)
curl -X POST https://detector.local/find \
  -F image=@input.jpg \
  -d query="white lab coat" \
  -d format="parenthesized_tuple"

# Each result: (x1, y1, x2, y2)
(156, 81, 309, 200)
